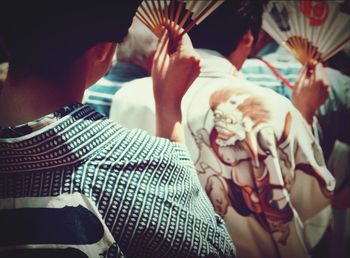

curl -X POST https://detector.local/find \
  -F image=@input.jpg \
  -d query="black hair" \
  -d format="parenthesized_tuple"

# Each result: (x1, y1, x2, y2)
(0, 46, 6, 63)
(0, 1, 141, 80)
(189, 0, 268, 57)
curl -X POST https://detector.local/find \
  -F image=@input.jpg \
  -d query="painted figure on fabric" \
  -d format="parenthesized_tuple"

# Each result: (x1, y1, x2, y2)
(193, 87, 334, 245)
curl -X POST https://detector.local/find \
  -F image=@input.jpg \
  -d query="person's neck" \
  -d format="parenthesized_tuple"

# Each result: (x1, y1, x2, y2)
(0, 70, 86, 128)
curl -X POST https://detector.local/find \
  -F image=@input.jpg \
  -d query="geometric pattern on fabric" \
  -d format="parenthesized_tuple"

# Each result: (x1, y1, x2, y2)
(0, 104, 235, 257)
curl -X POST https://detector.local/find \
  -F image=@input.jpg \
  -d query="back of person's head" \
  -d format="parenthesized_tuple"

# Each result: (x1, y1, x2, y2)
(0, 1, 141, 81)
(117, 18, 158, 70)
(189, 0, 268, 57)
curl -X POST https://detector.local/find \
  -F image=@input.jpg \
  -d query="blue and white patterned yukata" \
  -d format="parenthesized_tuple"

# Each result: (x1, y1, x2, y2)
(0, 103, 235, 258)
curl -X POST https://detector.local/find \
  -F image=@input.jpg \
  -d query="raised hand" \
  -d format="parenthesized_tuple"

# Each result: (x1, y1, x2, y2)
(152, 28, 200, 110)
(151, 28, 200, 143)
(292, 63, 330, 125)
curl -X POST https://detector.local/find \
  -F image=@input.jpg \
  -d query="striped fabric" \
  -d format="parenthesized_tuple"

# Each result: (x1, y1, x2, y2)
(110, 50, 336, 258)
(0, 104, 235, 257)
(241, 43, 350, 160)
(83, 61, 148, 117)
(240, 44, 300, 100)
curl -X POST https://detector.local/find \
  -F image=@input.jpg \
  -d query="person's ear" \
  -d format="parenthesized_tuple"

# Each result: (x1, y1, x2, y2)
(241, 29, 254, 50)
(93, 42, 117, 65)
(85, 42, 117, 87)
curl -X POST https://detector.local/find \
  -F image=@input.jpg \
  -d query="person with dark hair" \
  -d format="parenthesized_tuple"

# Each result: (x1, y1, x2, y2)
(189, 0, 266, 70)
(0, 2, 235, 257)
(83, 18, 157, 117)
(241, 31, 350, 258)
(111, 1, 335, 257)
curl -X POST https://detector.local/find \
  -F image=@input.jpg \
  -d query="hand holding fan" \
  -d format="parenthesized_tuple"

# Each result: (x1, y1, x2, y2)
(135, 0, 224, 39)
(263, 0, 350, 89)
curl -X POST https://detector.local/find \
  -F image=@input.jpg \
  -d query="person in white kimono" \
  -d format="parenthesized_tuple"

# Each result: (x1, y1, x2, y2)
(110, 1, 336, 257)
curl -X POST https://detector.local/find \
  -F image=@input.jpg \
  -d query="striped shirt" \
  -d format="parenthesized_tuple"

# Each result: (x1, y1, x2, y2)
(110, 50, 336, 258)
(241, 43, 350, 160)
(83, 62, 148, 117)
(0, 103, 235, 257)
(241, 44, 298, 100)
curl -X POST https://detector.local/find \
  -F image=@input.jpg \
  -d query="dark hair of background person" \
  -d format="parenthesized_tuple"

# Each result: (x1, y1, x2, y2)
(326, 50, 350, 76)
(189, 0, 269, 57)
(0, 46, 6, 63)
(0, 1, 141, 81)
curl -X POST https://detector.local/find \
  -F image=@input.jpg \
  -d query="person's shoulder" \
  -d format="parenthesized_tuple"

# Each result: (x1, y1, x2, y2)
(109, 125, 191, 160)
(249, 81, 293, 107)
(111, 76, 154, 111)
(113, 77, 153, 102)
(86, 125, 193, 176)
(121, 76, 153, 89)
(110, 77, 155, 127)
(227, 76, 294, 108)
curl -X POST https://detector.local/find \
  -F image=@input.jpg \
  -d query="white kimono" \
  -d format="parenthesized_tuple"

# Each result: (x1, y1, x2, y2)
(110, 50, 336, 258)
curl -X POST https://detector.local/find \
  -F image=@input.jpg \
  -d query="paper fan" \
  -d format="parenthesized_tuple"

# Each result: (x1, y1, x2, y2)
(135, 0, 224, 38)
(263, 0, 350, 67)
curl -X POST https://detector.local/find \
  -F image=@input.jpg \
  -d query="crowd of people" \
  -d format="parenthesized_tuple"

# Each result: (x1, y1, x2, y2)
(0, 1, 349, 258)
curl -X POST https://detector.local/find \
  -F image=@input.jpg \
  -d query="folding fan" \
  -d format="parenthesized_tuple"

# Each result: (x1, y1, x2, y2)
(135, 0, 224, 38)
(263, 0, 350, 86)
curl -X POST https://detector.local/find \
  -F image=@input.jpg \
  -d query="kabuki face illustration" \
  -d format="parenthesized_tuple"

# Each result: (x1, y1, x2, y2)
(212, 94, 254, 147)
(189, 86, 335, 249)
(209, 88, 271, 151)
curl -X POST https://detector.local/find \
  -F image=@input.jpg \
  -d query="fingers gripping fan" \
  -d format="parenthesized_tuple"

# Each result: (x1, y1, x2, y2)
(135, 0, 224, 38)
(263, 0, 350, 67)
